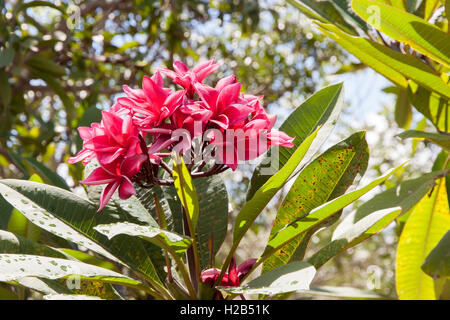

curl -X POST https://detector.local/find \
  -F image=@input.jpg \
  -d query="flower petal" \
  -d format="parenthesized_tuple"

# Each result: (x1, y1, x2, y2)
(215, 75, 237, 91)
(142, 75, 167, 107)
(173, 60, 189, 74)
(98, 181, 120, 212)
(80, 167, 116, 185)
(118, 177, 136, 199)
(216, 82, 241, 113)
(121, 154, 147, 177)
(194, 83, 219, 112)
(237, 258, 257, 279)
(67, 148, 93, 164)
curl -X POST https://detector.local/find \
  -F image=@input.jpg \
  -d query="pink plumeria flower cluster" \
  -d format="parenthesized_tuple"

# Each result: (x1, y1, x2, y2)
(68, 59, 294, 211)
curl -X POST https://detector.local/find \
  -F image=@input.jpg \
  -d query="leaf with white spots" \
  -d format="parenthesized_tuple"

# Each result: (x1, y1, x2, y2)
(0, 179, 166, 290)
(0, 181, 118, 262)
(0, 254, 146, 292)
(219, 261, 316, 295)
(94, 222, 192, 254)
(43, 294, 104, 300)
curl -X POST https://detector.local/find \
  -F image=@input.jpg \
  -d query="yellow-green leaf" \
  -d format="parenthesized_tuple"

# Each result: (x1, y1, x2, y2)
(315, 23, 450, 100)
(396, 178, 450, 300)
(407, 81, 449, 133)
(261, 165, 404, 263)
(424, 0, 442, 20)
(397, 130, 450, 152)
(395, 87, 412, 129)
(233, 128, 319, 245)
(352, 0, 450, 68)
(172, 153, 199, 233)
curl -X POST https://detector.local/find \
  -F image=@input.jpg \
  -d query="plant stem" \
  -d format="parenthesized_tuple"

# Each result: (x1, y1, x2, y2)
(159, 160, 173, 176)
(154, 193, 173, 283)
(182, 207, 201, 293)
(158, 238, 197, 299)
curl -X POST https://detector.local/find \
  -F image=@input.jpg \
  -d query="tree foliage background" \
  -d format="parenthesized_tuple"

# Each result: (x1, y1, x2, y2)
(0, 0, 343, 184)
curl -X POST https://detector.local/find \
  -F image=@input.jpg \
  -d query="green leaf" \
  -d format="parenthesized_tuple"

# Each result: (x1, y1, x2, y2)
(87, 157, 227, 271)
(286, 0, 359, 35)
(330, 0, 369, 33)
(7, 174, 43, 242)
(118, 41, 140, 53)
(397, 130, 450, 152)
(395, 87, 412, 129)
(300, 286, 392, 300)
(0, 192, 13, 230)
(352, 0, 450, 68)
(192, 175, 229, 267)
(135, 174, 229, 269)
(446, 0, 450, 21)
(14, 1, 66, 15)
(14, 275, 124, 300)
(13, 277, 71, 296)
(355, 171, 443, 221)
(0, 47, 15, 68)
(261, 165, 403, 263)
(373, 0, 407, 10)
(172, 153, 199, 233)
(0, 69, 11, 106)
(0, 254, 147, 292)
(233, 128, 319, 247)
(22, 157, 70, 190)
(432, 151, 450, 205)
(315, 23, 450, 100)
(43, 294, 104, 300)
(219, 261, 316, 295)
(0, 229, 66, 258)
(7, 151, 30, 179)
(424, 0, 442, 20)
(94, 222, 192, 255)
(422, 230, 450, 278)
(0, 285, 18, 300)
(308, 171, 442, 268)
(0, 230, 122, 299)
(311, 207, 402, 269)
(80, 171, 168, 282)
(0, 179, 115, 260)
(247, 82, 345, 201)
(0, 179, 166, 291)
(59, 248, 118, 272)
(262, 131, 369, 273)
(408, 82, 449, 133)
(396, 178, 450, 299)
(25, 56, 66, 77)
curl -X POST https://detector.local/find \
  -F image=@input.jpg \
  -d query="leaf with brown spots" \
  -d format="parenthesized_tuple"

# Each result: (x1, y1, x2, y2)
(262, 131, 369, 273)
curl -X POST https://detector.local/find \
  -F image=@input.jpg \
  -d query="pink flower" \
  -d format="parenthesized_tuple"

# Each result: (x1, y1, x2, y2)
(80, 154, 147, 211)
(68, 59, 295, 211)
(91, 111, 142, 166)
(158, 59, 220, 96)
(117, 72, 185, 128)
(201, 257, 257, 288)
(196, 83, 294, 169)
(67, 122, 104, 165)
(194, 77, 256, 130)
(172, 100, 213, 137)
